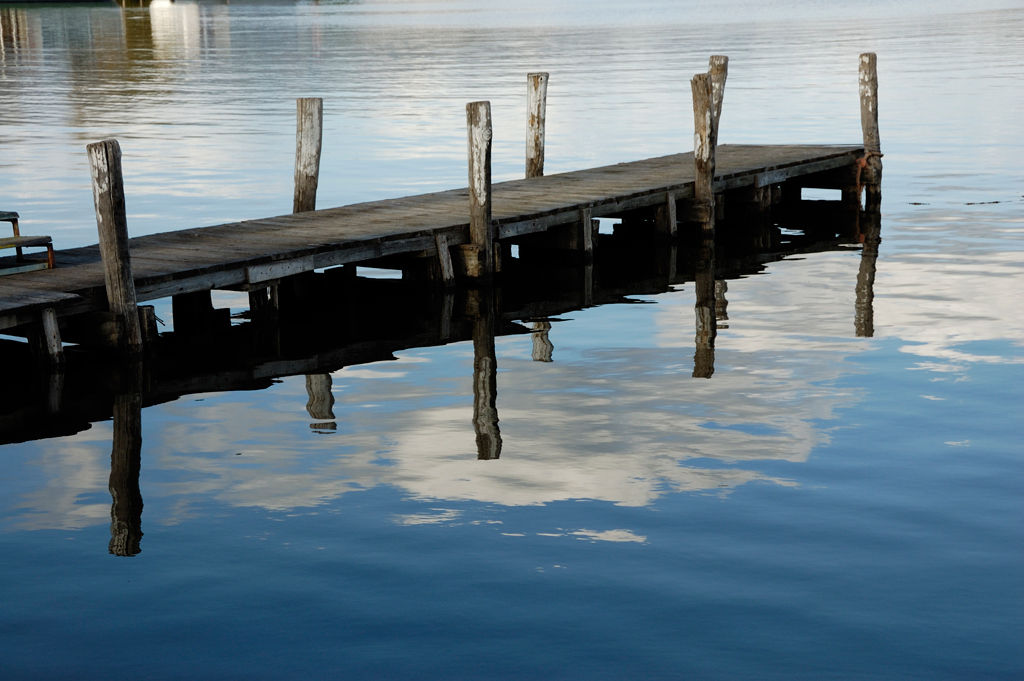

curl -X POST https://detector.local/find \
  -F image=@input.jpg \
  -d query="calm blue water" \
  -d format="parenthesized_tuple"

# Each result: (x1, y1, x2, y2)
(1, 1, 1022, 678)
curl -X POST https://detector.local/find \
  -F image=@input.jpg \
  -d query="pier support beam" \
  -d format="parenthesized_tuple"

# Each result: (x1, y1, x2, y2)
(29, 307, 65, 366)
(88, 139, 143, 355)
(294, 97, 324, 213)
(462, 101, 495, 278)
(172, 290, 229, 336)
(526, 72, 549, 179)
(654, 192, 678, 238)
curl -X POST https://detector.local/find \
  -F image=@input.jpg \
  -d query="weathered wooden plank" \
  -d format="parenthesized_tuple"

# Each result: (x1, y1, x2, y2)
(1, 143, 866, 325)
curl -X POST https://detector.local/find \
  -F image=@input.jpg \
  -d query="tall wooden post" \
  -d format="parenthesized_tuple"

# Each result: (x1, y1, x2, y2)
(464, 101, 494, 278)
(708, 55, 728, 148)
(294, 97, 333, 418)
(691, 72, 717, 378)
(294, 97, 323, 213)
(859, 53, 882, 206)
(526, 72, 549, 179)
(109, 362, 144, 557)
(87, 139, 143, 355)
(691, 73, 716, 234)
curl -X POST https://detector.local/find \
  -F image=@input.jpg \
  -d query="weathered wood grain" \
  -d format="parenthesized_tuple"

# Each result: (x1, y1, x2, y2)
(526, 72, 549, 179)
(859, 53, 882, 193)
(708, 55, 728, 148)
(691, 73, 716, 232)
(87, 139, 143, 354)
(466, 101, 494, 277)
(294, 97, 324, 213)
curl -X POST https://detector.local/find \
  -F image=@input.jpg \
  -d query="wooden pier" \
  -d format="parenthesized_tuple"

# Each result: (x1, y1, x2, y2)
(0, 54, 882, 364)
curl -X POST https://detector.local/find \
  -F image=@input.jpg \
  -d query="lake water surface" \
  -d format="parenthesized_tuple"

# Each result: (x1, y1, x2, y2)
(1, 1, 1022, 678)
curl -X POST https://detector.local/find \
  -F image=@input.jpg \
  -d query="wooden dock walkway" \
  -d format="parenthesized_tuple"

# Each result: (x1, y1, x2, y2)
(0, 54, 883, 362)
(0, 145, 861, 323)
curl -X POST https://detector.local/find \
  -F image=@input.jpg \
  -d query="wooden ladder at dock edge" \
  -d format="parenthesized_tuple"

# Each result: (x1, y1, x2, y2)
(0, 54, 881, 364)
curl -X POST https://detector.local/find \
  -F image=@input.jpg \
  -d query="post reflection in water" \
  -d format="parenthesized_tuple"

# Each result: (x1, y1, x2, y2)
(692, 232, 717, 379)
(470, 289, 502, 460)
(108, 364, 144, 557)
(0, 189, 886, 549)
(531, 321, 553, 362)
(305, 373, 337, 432)
(855, 192, 883, 338)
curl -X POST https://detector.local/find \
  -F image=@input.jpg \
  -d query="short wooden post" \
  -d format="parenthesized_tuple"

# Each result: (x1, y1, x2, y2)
(859, 53, 882, 203)
(691, 73, 716, 233)
(654, 192, 678, 238)
(464, 101, 494, 277)
(87, 139, 143, 355)
(708, 55, 728, 148)
(578, 206, 593, 256)
(294, 97, 323, 213)
(526, 72, 549, 179)
(434, 233, 456, 286)
(109, 362, 144, 557)
(40, 307, 64, 365)
(138, 305, 159, 346)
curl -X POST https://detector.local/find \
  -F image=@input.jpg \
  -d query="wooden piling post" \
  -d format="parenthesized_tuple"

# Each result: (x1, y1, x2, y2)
(708, 55, 728, 148)
(691, 73, 716, 233)
(294, 97, 323, 213)
(87, 139, 143, 355)
(859, 53, 882, 202)
(464, 101, 494, 278)
(526, 72, 549, 179)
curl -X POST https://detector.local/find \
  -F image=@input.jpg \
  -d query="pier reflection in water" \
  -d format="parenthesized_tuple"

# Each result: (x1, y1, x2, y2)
(0, 190, 879, 556)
